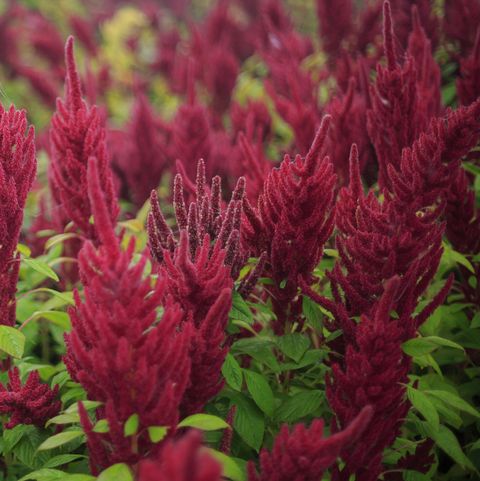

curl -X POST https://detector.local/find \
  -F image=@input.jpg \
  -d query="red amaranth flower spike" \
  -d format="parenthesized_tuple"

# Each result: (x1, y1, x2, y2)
(148, 159, 246, 279)
(64, 158, 192, 472)
(243, 116, 336, 332)
(457, 26, 480, 106)
(0, 368, 60, 429)
(114, 93, 168, 207)
(248, 406, 373, 481)
(49, 36, 118, 241)
(0, 104, 36, 326)
(367, 1, 431, 192)
(138, 430, 222, 481)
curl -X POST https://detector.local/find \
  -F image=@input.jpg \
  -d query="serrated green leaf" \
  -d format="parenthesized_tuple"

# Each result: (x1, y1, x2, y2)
(0, 325, 25, 358)
(403, 336, 464, 357)
(230, 291, 253, 324)
(23, 258, 59, 281)
(426, 390, 480, 418)
(302, 296, 323, 331)
(147, 426, 168, 443)
(207, 449, 246, 481)
(65, 401, 102, 414)
(124, 414, 139, 437)
(275, 390, 323, 422)
(222, 353, 243, 391)
(97, 463, 133, 481)
(42, 454, 86, 468)
(277, 333, 310, 363)
(244, 370, 275, 417)
(3, 424, 33, 452)
(407, 386, 439, 433)
(234, 397, 264, 452)
(178, 414, 229, 431)
(37, 431, 84, 451)
(18, 469, 66, 481)
(45, 413, 80, 427)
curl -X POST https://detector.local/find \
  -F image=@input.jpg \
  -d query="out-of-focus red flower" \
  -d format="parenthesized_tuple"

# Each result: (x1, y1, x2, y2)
(457, 27, 480, 106)
(138, 430, 222, 481)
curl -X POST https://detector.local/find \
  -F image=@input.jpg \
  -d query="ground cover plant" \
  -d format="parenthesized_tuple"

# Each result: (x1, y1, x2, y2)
(0, 0, 479, 479)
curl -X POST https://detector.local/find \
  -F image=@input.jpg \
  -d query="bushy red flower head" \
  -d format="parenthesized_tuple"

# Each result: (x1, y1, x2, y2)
(65, 158, 191, 472)
(457, 27, 480, 106)
(0, 368, 60, 429)
(243, 116, 336, 330)
(0, 104, 36, 326)
(248, 405, 373, 481)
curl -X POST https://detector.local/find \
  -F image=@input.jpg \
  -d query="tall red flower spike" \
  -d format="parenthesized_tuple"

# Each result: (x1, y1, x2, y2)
(248, 405, 373, 481)
(0, 368, 60, 429)
(49, 36, 118, 241)
(138, 430, 222, 481)
(114, 93, 168, 207)
(65, 158, 192, 472)
(243, 116, 336, 332)
(0, 104, 36, 326)
(367, 1, 432, 191)
(457, 27, 480, 106)
(327, 278, 411, 481)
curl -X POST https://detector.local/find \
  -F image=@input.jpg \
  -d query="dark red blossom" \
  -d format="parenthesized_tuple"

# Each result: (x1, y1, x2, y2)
(367, 1, 431, 191)
(148, 159, 246, 279)
(328, 278, 412, 481)
(243, 117, 336, 331)
(138, 430, 222, 481)
(49, 36, 118, 240)
(65, 158, 191, 472)
(444, 0, 480, 55)
(114, 93, 168, 207)
(248, 405, 373, 481)
(0, 368, 60, 429)
(457, 27, 480, 106)
(0, 105, 36, 326)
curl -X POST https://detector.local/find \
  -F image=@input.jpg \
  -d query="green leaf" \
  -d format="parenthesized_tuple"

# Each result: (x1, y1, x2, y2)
(44, 233, 81, 251)
(42, 454, 86, 468)
(432, 425, 475, 471)
(244, 370, 275, 417)
(403, 336, 464, 357)
(97, 464, 133, 481)
(275, 390, 323, 422)
(93, 419, 110, 433)
(147, 426, 168, 443)
(45, 413, 80, 427)
(222, 353, 243, 391)
(17, 243, 32, 257)
(178, 414, 229, 431)
(18, 469, 67, 481)
(426, 390, 480, 418)
(276, 333, 310, 363)
(23, 258, 59, 281)
(0, 325, 25, 358)
(207, 449, 245, 481)
(234, 398, 264, 452)
(28, 311, 71, 330)
(3, 425, 33, 452)
(65, 401, 102, 414)
(230, 291, 253, 324)
(302, 296, 323, 331)
(406, 386, 439, 432)
(30, 288, 74, 306)
(471, 312, 480, 329)
(442, 245, 475, 273)
(37, 431, 84, 451)
(124, 413, 139, 437)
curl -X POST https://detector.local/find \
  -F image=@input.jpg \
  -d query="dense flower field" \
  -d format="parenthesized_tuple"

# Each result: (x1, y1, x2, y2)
(0, 0, 479, 479)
